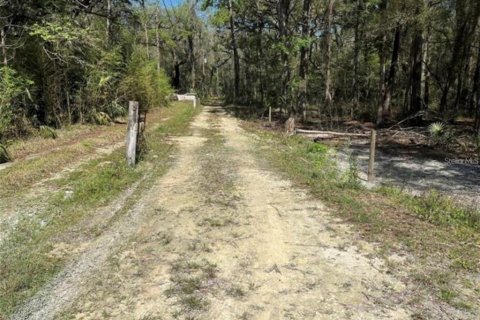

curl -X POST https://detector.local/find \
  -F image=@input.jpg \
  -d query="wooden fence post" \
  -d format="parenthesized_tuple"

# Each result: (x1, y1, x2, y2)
(269, 106, 272, 123)
(368, 129, 377, 181)
(126, 101, 139, 167)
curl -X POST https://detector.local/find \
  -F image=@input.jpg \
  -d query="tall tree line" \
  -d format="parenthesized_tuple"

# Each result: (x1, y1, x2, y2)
(0, 0, 207, 142)
(205, 0, 480, 131)
(2, 0, 479, 140)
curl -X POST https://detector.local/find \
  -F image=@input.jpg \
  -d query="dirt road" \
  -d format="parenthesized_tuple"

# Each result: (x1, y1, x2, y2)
(0, 109, 166, 245)
(13, 107, 413, 319)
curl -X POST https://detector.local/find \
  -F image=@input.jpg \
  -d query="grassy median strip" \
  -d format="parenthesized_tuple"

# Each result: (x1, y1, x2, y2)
(244, 123, 480, 313)
(0, 102, 200, 317)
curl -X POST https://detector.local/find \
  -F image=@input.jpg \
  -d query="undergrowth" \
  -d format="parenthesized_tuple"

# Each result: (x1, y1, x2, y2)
(0, 144, 10, 163)
(38, 125, 58, 139)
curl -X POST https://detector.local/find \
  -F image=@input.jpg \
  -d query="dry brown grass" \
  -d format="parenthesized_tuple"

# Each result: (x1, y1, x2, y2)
(0, 109, 165, 198)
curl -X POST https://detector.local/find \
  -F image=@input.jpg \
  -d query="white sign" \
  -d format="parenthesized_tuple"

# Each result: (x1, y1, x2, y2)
(176, 94, 197, 109)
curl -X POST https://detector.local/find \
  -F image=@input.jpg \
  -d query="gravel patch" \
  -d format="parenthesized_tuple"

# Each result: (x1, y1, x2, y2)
(336, 142, 480, 208)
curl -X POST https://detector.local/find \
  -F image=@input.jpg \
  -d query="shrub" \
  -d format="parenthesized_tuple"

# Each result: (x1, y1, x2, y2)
(91, 111, 112, 125)
(104, 100, 127, 119)
(428, 122, 445, 136)
(342, 153, 361, 189)
(0, 67, 33, 141)
(0, 144, 11, 164)
(38, 126, 58, 139)
(120, 48, 172, 111)
(80, 47, 125, 120)
(428, 122, 454, 147)
(307, 143, 328, 154)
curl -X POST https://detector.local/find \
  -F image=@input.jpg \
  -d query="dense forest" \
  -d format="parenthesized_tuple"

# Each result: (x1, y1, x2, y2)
(1, 0, 480, 144)
(0, 0, 182, 142)
(205, 0, 480, 129)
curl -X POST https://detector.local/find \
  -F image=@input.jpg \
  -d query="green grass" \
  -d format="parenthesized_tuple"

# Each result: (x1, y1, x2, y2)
(0, 102, 200, 317)
(244, 122, 480, 312)
(38, 125, 58, 139)
(379, 187, 480, 229)
(440, 288, 458, 303)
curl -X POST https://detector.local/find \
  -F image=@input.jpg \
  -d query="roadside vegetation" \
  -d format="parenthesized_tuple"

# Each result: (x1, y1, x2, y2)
(244, 121, 480, 314)
(0, 1, 179, 159)
(0, 102, 200, 317)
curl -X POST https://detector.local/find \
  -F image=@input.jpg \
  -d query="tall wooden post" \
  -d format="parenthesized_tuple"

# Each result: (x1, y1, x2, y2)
(368, 129, 377, 181)
(1, 27, 8, 66)
(126, 101, 139, 167)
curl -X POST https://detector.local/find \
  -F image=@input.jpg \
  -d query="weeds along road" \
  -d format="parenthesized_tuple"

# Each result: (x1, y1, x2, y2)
(8, 106, 417, 320)
(0, 108, 166, 244)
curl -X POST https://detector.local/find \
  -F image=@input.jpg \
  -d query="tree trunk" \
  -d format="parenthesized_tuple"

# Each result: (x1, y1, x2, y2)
(409, 30, 423, 114)
(323, 0, 335, 116)
(377, 25, 400, 126)
(298, 0, 312, 120)
(476, 89, 480, 133)
(188, 35, 195, 90)
(143, 11, 150, 60)
(214, 66, 219, 96)
(377, 0, 388, 112)
(256, 0, 265, 107)
(278, 0, 291, 116)
(474, 46, 480, 131)
(439, 0, 479, 113)
(228, 0, 240, 102)
(454, 68, 465, 111)
(422, 27, 430, 110)
(172, 52, 184, 90)
(408, 1, 426, 115)
(67, 94, 73, 126)
(378, 35, 387, 111)
(106, 0, 112, 42)
(155, 10, 161, 72)
(352, 0, 363, 115)
(1, 27, 7, 66)
(257, 25, 265, 106)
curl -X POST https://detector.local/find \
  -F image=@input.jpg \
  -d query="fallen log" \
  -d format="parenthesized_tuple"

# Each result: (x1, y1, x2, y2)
(295, 129, 369, 138)
(310, 134, 338, 139)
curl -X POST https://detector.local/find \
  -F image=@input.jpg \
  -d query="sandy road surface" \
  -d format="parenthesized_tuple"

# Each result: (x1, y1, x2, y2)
(13, 107, 413, 319)
(336, 142, 480, 208)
